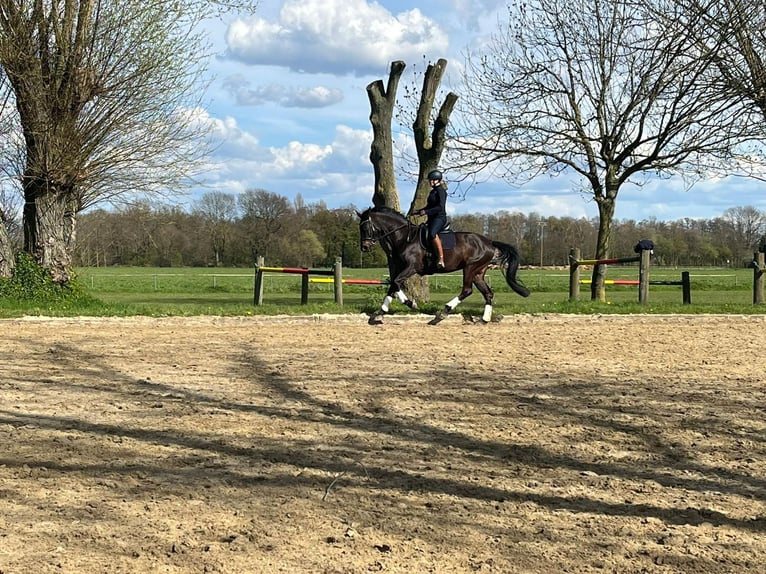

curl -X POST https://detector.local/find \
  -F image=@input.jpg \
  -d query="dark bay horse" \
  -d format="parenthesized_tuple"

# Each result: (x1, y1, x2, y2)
(357, 206, 530, 325)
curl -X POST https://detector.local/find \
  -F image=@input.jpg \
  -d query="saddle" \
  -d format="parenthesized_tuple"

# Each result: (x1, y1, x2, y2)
(418, 220, 456, 250)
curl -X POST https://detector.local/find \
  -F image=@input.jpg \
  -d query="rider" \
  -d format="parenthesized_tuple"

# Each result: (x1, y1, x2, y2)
(415, 169, 448, 269)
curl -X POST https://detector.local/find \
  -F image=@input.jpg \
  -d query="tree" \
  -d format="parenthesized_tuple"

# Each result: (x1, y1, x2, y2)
(672, 0, 766, 120)
(366, 61, 406, 210)
(0, 185, 20, 276)
(238, 189, 292, 263)
(0, 0, 256, 284)
(193, 192, 238, 267)
(722, 206, 766, 260)
(366, 59, 458, 302)
(290, 229, 325, 268)
(455, 0, 761, 301)
(405, 59, 459, 216)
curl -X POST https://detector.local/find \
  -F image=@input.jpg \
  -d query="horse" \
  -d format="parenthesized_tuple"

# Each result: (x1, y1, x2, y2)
(357, 206, 530, 325)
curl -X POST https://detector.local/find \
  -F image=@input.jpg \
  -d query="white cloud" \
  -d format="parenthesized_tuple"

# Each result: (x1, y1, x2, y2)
(222, 74, 344, 108)
(449, 0, 507, 32)
(325, 125, 372, 170)
(225, 0, 449, 76)
(270, 141, 333, 174)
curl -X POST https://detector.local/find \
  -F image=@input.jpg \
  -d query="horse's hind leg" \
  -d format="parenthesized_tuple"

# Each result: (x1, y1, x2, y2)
(473, 271, 495, 323)
(429, 269, 476, 325)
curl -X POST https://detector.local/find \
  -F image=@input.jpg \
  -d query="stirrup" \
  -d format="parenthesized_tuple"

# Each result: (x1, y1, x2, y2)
(437, 259, 445, 269)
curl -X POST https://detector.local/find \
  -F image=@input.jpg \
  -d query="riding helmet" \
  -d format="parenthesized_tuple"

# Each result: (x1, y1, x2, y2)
(427, 170, 443, 181)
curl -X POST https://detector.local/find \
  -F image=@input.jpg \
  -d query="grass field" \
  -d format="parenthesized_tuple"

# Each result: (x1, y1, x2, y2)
(56, 264, 766, 317)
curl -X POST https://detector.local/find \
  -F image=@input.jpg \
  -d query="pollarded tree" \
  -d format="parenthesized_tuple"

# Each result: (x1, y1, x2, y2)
(366, 59, 458, 302)
(454, 0, 761, 301)
(0, 0, 256, 284)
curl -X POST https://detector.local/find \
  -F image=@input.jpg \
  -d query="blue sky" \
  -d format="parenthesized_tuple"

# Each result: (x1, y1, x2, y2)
(190, 0, 765, 222)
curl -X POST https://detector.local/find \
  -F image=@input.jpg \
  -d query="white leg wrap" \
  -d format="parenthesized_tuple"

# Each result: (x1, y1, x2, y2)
(446, 296, 461, 310)
(381, 295, 393, 312)
(396, 290, 407, 304)
(483, 304, 493, 322)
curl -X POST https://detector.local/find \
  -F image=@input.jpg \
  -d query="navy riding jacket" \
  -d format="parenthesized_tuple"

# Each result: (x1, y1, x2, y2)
(421, 183, 448, 239)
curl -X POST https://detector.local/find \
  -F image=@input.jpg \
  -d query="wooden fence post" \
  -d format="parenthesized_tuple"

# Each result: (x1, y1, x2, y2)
(753, 252, 765, 304)
(301, 272, 309, 305)
(569, 247, 580, 301)
(334, 257, 343, 306)
(254, 256, 264, 305)
(638, 248, 651, 304)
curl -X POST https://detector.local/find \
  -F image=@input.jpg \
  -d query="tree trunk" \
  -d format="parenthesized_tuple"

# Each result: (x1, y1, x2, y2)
(366, 61, 406, 210)
(590, 195, 616, 302)
(23, 181, 76, 284)
(408, 58, 459, 214)
(366, 59, 459, 305)
(0, 221, 14, 279)
(406, 59, 460, 303)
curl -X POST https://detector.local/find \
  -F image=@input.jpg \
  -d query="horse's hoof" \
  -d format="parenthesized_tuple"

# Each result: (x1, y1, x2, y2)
(368, 314, 384, 325)
(428, 312, 445, 326)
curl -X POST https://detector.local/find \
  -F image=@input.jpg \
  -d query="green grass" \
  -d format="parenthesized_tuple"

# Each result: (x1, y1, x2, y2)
(0, 265, 764, 318)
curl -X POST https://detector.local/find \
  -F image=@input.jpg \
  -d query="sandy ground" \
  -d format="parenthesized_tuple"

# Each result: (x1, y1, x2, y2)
(1, 313, 766, 574)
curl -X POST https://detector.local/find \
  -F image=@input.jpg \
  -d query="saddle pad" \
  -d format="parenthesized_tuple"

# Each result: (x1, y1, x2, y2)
(439, 231, 456, 250)
(419, 225, 456, 250)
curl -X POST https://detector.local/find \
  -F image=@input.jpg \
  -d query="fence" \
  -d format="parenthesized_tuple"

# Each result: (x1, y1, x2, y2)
(253, 256, 386, 306)
(569, 247, 691, 304)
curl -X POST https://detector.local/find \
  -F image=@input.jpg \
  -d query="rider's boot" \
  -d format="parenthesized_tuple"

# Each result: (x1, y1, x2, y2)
(433, 235, 445, 269)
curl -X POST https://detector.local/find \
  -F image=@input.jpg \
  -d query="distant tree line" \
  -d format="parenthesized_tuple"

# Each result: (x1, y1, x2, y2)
(47, 191, 766, 270)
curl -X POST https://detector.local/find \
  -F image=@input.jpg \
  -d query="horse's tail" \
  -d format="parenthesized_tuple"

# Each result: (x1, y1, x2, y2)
(491, 241, 531, 298)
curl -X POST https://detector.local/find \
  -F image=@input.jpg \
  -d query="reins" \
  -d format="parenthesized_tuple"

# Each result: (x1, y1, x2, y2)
(363, 216, 414, 244)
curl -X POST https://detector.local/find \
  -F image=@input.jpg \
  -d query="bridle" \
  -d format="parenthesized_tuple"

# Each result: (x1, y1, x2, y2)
(360, 214, 413, 246)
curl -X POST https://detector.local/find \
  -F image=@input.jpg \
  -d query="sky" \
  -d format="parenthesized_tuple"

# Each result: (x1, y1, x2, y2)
(190, 0, 765, 222)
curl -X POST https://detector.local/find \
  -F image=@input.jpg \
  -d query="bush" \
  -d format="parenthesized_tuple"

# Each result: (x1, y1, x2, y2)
(0, 253, 91, 304)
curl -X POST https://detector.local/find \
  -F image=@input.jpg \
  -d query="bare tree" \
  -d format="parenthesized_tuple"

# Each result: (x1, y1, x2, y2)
(0, 68, 17, 277)
(454, 0, 761, 300)
(238, 189, 292, 263)
(0, 183, 20, 277)
(193, 192, 238, 267)
(671, 0, 766, 119)
(722, 206, 766, 258)
(0, 0, 257, 284)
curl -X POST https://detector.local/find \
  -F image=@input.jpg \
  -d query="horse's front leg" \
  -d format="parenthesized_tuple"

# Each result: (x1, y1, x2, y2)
(379, 286, 417, 313)
(370, 268, 418, 324)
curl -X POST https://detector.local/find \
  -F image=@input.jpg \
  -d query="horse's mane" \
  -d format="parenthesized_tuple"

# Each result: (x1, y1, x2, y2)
(366, 205, 406, 220)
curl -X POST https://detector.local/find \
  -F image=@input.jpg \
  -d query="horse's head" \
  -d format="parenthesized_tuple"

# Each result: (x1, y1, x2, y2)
(356, 206, 410, 252)
(356, 208, 376, 252)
